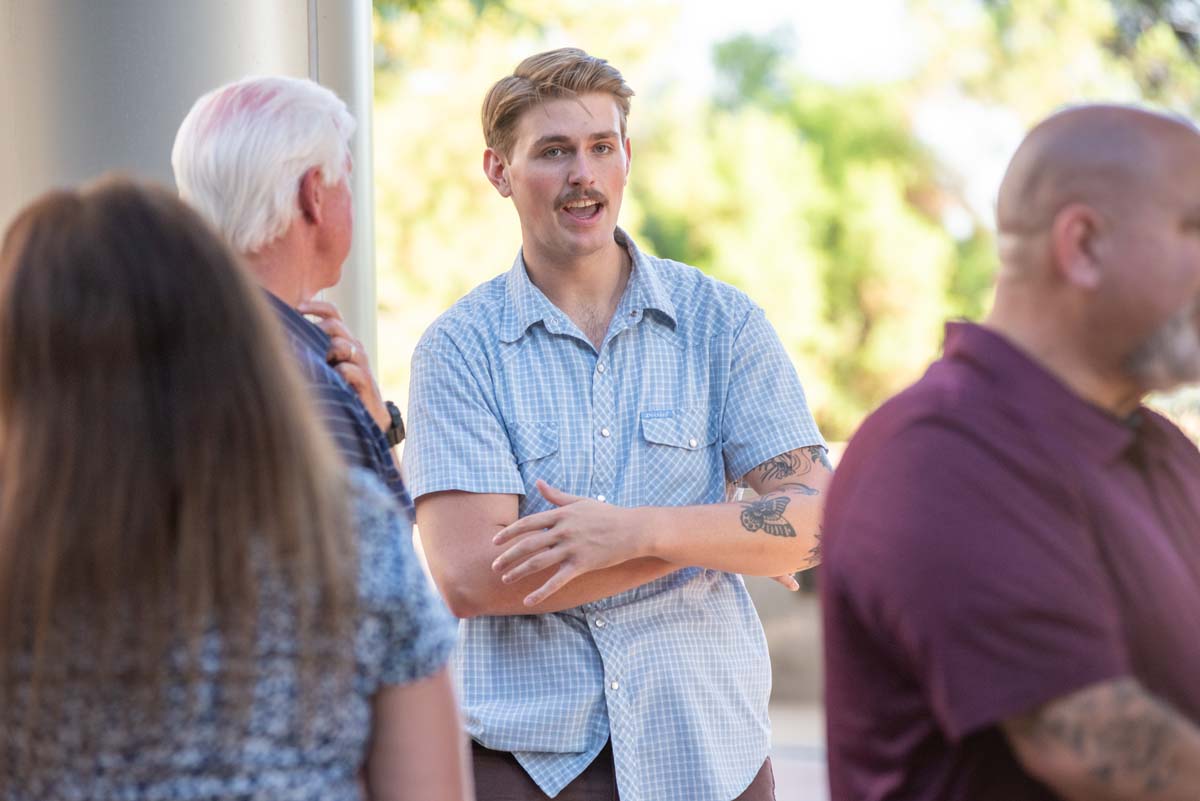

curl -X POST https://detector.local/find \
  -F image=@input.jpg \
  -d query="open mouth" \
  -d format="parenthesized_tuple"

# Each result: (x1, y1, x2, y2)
(561, 198, 604, 222)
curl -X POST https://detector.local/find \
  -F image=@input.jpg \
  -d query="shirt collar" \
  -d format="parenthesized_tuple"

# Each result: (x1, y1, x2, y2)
(264, 290, 331, 353)
(943, 321, 1138, 464)
(500, 228, 677, 344)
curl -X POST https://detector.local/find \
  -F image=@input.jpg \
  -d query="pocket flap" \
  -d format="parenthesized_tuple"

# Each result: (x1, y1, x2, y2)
(509, 420, 559, 463)
(640, 408, 716, 450)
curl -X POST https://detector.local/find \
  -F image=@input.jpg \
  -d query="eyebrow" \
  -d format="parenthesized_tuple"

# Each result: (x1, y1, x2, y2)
(530, 131, 620, 149)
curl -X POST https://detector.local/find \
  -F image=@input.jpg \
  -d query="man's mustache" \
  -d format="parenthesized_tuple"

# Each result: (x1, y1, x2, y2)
(557, 190, 606, 207)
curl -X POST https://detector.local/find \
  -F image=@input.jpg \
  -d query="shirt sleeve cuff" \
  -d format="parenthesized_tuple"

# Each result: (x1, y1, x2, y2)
(727, 433, 829, 483)
(409, 475, 526, 500)
(941, 662, 1130, 742)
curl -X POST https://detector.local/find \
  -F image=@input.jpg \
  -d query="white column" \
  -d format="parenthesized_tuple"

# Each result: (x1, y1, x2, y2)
(310, 0, 378, 361)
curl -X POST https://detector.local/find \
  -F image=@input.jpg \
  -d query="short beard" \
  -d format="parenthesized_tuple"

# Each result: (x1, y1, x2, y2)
(1125, 298, 1200, 392)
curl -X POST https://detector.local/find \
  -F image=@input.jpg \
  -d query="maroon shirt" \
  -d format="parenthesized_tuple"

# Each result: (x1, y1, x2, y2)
(822, 322, 1200, 801)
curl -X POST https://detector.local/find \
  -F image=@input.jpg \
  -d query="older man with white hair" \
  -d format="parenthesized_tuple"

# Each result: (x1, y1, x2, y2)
(172, 75, 409, 511)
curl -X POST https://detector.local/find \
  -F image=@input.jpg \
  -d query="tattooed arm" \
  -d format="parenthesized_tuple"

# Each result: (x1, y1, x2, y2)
(1003, 677, 1200, 801)
(491, 446, 831, 606)
(739, 445, 833, 569)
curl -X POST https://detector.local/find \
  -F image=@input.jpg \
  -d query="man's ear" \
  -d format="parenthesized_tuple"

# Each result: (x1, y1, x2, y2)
(623, 136, 632, 182)
(298, 167, 325, 225)
(1051, 203, 1103, 290)
(483, 148, 512, 198)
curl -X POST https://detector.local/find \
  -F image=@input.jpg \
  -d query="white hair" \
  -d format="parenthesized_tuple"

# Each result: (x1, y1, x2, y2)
(171, 75, 356, 254)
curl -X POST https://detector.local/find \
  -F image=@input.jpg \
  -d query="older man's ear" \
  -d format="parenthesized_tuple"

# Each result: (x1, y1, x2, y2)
(298, 167, 327, 225)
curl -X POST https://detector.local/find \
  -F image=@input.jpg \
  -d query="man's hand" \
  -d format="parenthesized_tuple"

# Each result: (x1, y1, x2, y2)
(770, 574, 801, 591)
(417, 490, 676, 618)
(491, 480, 647, 607)
(297, 299, 390, 433)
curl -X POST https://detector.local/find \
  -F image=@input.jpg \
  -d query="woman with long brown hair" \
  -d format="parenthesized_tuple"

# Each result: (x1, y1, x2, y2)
(0, 178, 471, 801)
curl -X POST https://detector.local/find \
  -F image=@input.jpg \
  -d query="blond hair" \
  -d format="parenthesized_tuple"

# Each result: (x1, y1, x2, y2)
(482, 47, 634, 159)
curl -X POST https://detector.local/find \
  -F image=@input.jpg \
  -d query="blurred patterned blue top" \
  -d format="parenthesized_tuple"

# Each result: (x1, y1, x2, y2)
(5, 470, 457, 801)
(267, 292, 414, 520)
(406, 230, 824, 801)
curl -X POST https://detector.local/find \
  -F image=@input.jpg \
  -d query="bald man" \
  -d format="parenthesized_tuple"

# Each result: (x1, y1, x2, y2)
(821, 105, 1200, 801)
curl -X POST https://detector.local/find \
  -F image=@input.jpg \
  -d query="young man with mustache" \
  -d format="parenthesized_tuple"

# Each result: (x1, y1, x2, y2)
(405, 48, 829, 801)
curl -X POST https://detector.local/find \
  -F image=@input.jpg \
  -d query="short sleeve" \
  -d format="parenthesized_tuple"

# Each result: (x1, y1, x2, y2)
(350, 471, 457, 687)
(829, 420, 1129, 741)
(721, 307, 826, 480)
(404, 328, 524, 499)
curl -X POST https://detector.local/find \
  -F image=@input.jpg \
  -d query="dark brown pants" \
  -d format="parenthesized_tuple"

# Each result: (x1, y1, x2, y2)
(471, 740, 776, 801)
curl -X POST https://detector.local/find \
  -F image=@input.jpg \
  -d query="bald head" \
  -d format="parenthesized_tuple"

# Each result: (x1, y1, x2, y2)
(997, 105, 1199, 247)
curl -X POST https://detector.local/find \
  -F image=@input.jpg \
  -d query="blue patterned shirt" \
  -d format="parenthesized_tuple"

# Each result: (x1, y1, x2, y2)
(4, 471, 457, 801)
(406, 231, 824, 801)
(267, 293, 414, 519)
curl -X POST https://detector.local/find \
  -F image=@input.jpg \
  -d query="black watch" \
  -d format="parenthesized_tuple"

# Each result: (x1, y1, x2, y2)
(384, 400, 405, 447)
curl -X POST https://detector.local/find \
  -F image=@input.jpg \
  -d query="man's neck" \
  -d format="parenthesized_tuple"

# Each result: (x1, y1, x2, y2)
(242, 238, 318, 308)
(523, 236, 632, 348)
(985, 298, 1144, 418)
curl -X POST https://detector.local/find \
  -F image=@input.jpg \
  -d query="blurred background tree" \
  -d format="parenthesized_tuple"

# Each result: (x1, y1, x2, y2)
(372, 0, 1200, 442)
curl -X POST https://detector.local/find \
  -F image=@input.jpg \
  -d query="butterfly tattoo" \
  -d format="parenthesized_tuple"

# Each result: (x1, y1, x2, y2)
(739, 496, 796, 538)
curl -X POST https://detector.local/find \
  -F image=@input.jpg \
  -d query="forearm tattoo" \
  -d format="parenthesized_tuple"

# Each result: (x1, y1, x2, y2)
(805, 525, 823, 567)
(806, 445, 833, 471)
(741, 447, 829, 542)
(739, 495, 796, 538)
(1011, 678, 1186, 792)
(754, 450, 809, 481)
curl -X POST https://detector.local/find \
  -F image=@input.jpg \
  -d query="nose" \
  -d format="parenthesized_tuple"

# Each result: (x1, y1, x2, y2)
(568, 152, 595, 187)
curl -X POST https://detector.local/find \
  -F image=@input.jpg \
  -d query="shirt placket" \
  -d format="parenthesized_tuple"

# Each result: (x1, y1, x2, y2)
(587, 310, 644, 799)
(589, 333, 618, 505)
(590, 306, 642, 506)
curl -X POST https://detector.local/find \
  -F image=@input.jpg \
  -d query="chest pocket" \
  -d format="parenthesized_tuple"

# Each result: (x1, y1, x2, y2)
(639, 407, 721, 505)
(509, 420, 561, 503)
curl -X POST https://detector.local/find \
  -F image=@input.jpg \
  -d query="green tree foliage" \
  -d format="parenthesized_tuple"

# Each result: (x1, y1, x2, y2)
(917, 0, 1200, 117)
(988, 0, 1200, 56)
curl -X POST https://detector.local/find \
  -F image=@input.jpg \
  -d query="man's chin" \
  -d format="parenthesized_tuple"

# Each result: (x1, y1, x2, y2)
(558, 226, 616, 253)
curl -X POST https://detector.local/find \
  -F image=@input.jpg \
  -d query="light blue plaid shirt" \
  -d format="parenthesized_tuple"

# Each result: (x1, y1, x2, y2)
(406, 230, 824, 801)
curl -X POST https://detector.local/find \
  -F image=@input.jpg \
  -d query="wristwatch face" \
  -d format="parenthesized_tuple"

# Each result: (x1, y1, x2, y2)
(386, 401, 405, 446)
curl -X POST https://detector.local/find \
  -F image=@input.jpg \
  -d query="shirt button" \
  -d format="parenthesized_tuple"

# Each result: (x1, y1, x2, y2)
(595, 617, 607, 628)
(596, 494, 606, 503)
(629, 310, 638, 318)
(600, 427, 611, 438)
(610, 680, 620, 690)
(688, 437, 698, 448)
(597, 362, 607, 374)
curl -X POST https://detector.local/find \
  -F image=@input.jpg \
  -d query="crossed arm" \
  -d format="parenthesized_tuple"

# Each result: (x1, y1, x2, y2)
(1003, 677, 1200, 800)
(415, 445, 831, 618)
